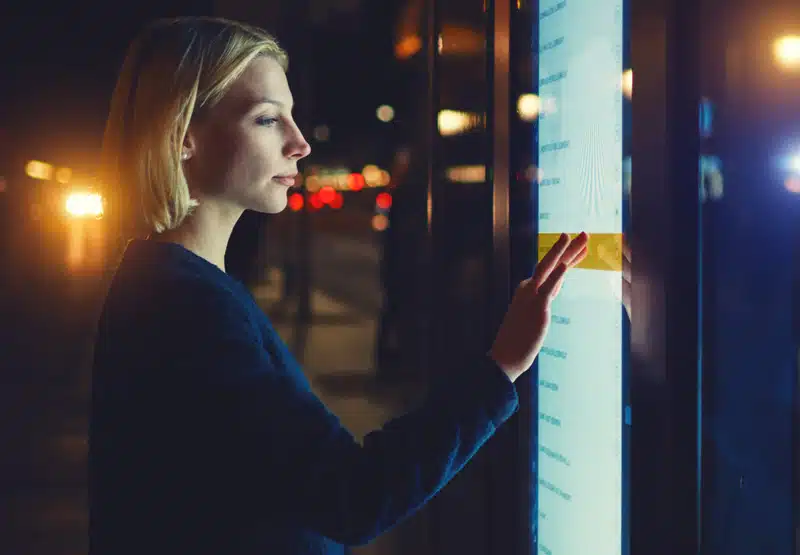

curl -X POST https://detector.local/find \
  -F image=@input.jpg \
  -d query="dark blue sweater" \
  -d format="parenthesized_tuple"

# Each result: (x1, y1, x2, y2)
(89, 239, 518, 554)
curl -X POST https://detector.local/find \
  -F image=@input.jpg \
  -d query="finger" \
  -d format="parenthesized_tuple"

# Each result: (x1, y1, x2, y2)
(559, 232, 589, 267)
(564, 245, 588, 268)
(534, 233, 570, 286)
(553, 272, 567, 296)
(538, 262, 569, 302)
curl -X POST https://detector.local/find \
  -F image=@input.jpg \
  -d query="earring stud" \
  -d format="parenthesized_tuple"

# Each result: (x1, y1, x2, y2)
(181, 152, 189, 161)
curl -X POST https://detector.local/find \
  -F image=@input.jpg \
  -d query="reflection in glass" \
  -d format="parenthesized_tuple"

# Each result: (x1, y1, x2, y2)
(700, 2, 799, 552)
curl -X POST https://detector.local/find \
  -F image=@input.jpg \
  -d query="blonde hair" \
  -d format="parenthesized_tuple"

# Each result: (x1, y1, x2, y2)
(101, 17, 288, 235)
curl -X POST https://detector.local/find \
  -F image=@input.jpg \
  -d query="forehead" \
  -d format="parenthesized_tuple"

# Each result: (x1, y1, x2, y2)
(220, 56, 293, 111)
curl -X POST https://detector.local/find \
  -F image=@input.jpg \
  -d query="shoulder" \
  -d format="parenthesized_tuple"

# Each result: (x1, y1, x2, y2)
(104, 258, 261, 346)
(107, 240, 259, 333)
(158, 274, 261, 340)
(94, 257, 275, 390)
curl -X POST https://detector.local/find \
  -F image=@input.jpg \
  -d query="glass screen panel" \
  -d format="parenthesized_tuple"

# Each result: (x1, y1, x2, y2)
(534, 1, 630, 553)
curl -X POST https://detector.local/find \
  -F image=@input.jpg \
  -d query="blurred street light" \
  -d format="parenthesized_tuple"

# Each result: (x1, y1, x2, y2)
(438, 110, 482, 136)
(377, 105, 395, 122)
(310, 193, 324, 210)
(774, 35, 800, 70)
(362, 165, 381, 186)
(517, 94, 540, 121)
(446, 165, 486, 184)
(319, 186, 336, 204)
(372, 213, 389, 231)
(791, 153, 800, 173)
(376, 192, 392, 210)
(25, 160, 54, 181)
(395, 35, 422, 59)
(66, 191, 104, 218)
(288, 193, 304, 211)
(348, 173, 365, 191)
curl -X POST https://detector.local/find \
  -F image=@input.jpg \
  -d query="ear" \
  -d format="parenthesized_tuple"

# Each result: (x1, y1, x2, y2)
(181, 128, 197, 161)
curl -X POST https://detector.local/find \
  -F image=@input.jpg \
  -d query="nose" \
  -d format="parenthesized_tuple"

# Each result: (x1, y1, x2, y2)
(284, 123, 311, 160)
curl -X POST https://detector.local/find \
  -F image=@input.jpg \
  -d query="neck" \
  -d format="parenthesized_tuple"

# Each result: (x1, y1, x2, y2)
(153, 199, 244, 272)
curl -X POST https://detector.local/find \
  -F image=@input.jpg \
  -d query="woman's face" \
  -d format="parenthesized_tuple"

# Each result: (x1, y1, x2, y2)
(184, 56, 311, 214)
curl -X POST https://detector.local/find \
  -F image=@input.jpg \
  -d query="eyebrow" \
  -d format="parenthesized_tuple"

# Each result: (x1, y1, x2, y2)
(254, 98, 293, 109)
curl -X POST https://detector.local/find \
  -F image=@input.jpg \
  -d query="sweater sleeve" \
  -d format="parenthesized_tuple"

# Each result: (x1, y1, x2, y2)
(167, 281, 518, 546)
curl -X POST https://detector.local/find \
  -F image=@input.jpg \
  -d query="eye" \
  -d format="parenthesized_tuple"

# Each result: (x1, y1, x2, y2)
(256, 116, 279, 127)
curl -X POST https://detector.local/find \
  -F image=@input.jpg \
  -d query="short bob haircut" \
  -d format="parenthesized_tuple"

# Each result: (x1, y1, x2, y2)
(100, 17, 288, 235)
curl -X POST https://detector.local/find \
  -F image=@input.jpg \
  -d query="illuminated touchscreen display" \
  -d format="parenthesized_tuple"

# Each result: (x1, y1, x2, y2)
(535, 1, 629, 554)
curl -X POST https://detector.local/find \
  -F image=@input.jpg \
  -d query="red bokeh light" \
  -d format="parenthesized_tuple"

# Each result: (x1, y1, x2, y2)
(376, 192, 392, 210)
(319, 186, 336, 204)
(330, 192, 344, 209)
(309, 193, 324, 210)
(288, 193, 304, 211)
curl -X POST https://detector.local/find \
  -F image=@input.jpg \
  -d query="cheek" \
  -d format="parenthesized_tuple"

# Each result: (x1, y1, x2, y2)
(194, 129, 243, 192)
(214, 136, 266, 193)
(195, 124, 282, 194)
(237, 133, 281, 182)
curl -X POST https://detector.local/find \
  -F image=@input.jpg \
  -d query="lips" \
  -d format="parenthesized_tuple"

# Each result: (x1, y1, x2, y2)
(273, 174, 298, 186)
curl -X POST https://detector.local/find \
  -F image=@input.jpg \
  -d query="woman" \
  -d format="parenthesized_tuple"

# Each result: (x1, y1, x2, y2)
(89, 16, 588, 555)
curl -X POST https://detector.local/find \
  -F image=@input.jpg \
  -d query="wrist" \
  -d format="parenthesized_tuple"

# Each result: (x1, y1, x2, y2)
(488, 349, 521, 383)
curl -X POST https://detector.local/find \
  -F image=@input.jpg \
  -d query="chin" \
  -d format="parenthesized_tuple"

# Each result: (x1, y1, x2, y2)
(249, 191, 289, 214)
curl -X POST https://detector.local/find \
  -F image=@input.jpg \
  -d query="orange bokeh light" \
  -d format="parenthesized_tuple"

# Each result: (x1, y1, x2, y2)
(348, 173, 365, 191)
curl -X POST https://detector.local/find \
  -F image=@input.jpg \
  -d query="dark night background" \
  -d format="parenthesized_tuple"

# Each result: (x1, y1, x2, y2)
(0, 0, 409, 177)
(1, 2, 799, 555)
